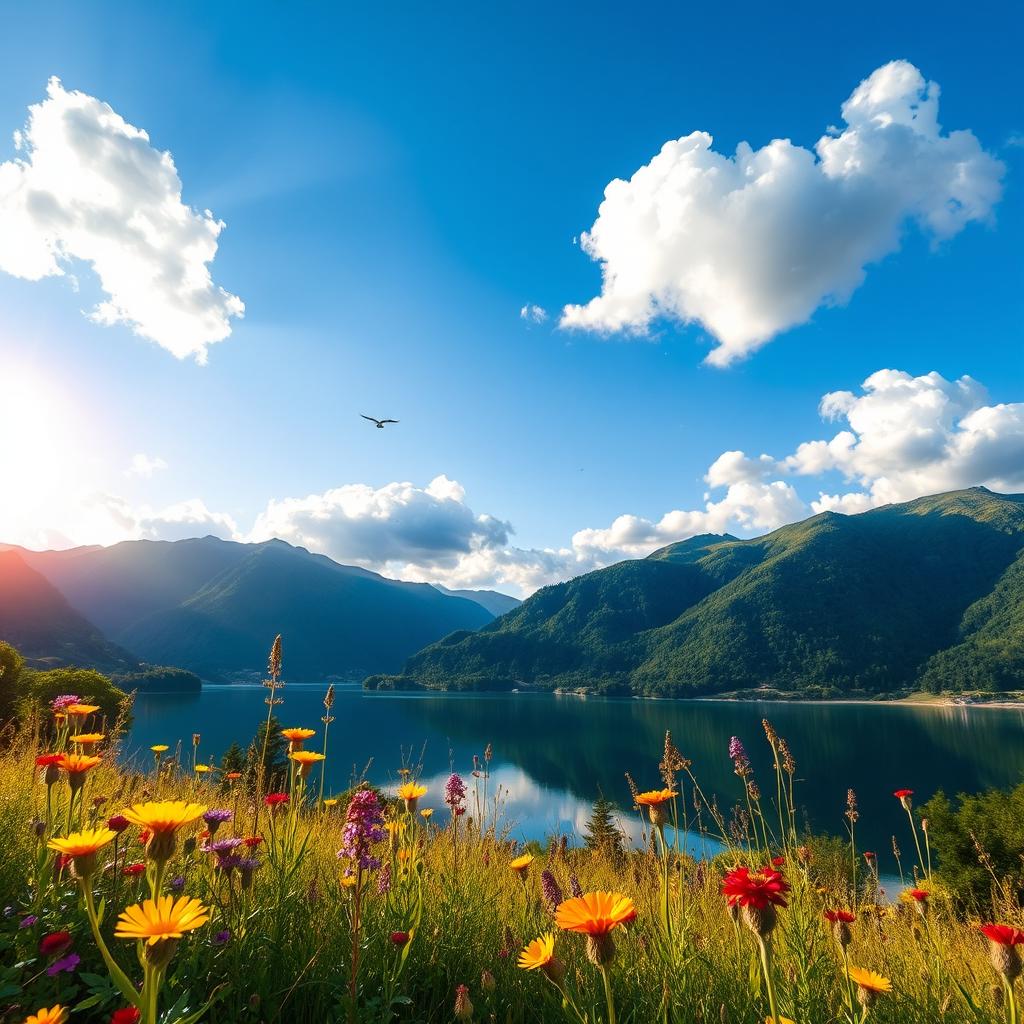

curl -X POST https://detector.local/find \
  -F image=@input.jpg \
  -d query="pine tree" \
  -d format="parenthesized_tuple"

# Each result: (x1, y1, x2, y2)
(247, 715, 287, 791)
(584, 793, 625, 858)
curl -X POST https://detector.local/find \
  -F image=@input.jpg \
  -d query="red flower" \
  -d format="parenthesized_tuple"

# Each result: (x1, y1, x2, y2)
(893, 789, 914, 799)
(264, 793, 289, 807)
(824, 909, 856, 923)
(244, 835, 264, 848)
(36, 753, 63, 766)
(908, 889, 929, 902)
(138, 829, 151, 845)
(721, 866, 790, 910)
(771, 856, 785, 867)
(390, 931, 411, 945)
(40, 931, 73, 957)
(111, 1008, 141, 1024)
(980, 924, 1024, 946)
(123, 862, 146, 877)
(863, 851, 876, 861)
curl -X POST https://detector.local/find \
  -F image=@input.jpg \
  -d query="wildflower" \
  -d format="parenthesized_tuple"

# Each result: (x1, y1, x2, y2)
(121, 801, 206, 864)
(893, 788, 914, 811)
(979, 924, 1024, 983)
(47, 827, 116, 878)
(51, 694, 81, 712)
(420, 808, 433, 819)
(377, 863, 392, 895)
(47, 953, 80, 976)
(264, 793, 289, 810)
(846, 789, 859, 824)
(70, 733, 105, 750)
(728, 736, 752, 778)
(25, 1006, 68, 1024)
(20, 915, 38, 929)
(115, 895, 210, 968)
(202, 837, 244, 856)
(390, 931, 411, 945)
(635, 788, 676, 827)
(57, 753, 102, 792)
(453, 984, 473, 1021)
(168, 876, 185, 893)
(907, 888, 929, 915)
(237, 857, 260, 890)
(340, 874, 357, 888)
(110, 1009, 141, 1024)
(107, 814, 130, 833)
(509, 853, 534, 876)
(243, 835, 264, 848)
(337, 788, 385, 872)
(444, 773, 467, 813)
(824, 909, 856, 948)
(324, 798, 339, 808)
(194, 764, 212, 774)
(569, 873, 583, 898)
(540, 869, 564, 913)
(289, 750, 326, 777)
(555, 892, 636, 966)
(519, 931, 565, 983)
(123, 862, 146, 877)
(397, 781, 428, 813)
(66, 703, 100, 720)
(39, 931, 73, 957)
(847, 965, 892, 1008)
(281, 727, 316, 752)
(721, 866, 790, 939)
(150, 745, 169, 754)
(212, 929, 231, 946)
(202, 808, 233, 834)
(225, 771, 242, 781)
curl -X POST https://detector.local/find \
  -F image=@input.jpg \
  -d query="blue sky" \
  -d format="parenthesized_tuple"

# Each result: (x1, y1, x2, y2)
(1, 2, 1021, 594)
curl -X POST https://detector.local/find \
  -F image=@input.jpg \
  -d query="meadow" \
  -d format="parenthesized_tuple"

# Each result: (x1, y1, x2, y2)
(3, 668, 1023, 1024)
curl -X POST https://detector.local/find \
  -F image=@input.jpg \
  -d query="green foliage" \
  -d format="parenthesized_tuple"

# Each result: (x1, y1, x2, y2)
(382, 488, 1024, 697)
(0, 640, 25, 721)
(921, 785, 1024, 909)
(583, 794, 625, 857)
(110, 665, 202, 693)
(246, 715, 288, 790)
(16, 666, 131, 729)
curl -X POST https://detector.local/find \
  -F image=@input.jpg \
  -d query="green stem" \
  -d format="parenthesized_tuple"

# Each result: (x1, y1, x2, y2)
(757, 935, 781, 1024)
(599, 963, 617, 1024)
(1006, 977, 1017, 1024)
(905, 806, 927, 881)
(83, 882, 142, 1009)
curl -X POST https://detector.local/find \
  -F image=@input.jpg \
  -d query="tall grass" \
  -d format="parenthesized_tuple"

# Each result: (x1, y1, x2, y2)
(2, 703, 1022, 1024)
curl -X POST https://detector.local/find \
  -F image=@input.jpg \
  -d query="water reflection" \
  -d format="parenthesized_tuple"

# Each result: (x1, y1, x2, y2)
(129, 685, 1024, 868)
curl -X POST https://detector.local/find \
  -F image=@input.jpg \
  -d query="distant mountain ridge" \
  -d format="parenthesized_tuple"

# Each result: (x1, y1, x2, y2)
(433, 585, 521, 617)
(0, 537, 511, 680)
(368, 488, 1024, 696)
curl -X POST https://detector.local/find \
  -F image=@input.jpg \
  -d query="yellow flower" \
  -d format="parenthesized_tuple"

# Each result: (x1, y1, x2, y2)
(150, 744, 169, 754)
(281, 727, 316, 751)
(47, 828, 116, 876)
(194, 764, 212, 774)
(121, 801, 207, 833)
(509, 853, 535, 875)
(397, 849, 412, 863)
(289, 750, 326, 777)
(115, 895, 209, 944)
(385, 820, 406, 836)
(635, 788, 677, 807)
(65, 703, 99, 718)
(70, 733, 105, 748)
(555, 892, 637, 936)
(420, 808, 433, 819)
(323, 798, 339, 807)
(25, 1006, 68, 1024)
(397, 781, 427, 812)
(847, 965, 892, 1008)
(519, 932, 556, 970)
(340, 874, 357, 888)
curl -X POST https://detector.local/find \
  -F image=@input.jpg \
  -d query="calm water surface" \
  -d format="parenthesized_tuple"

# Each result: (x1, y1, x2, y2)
(129, 686, 1024, 867)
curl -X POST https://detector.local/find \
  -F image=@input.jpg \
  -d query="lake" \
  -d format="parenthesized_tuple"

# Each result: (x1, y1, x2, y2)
(129, 685, 1024, 867)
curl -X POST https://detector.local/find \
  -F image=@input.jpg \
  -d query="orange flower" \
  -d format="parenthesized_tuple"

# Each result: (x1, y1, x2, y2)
(115, 895, 209, 945)
(280, 727, 316, 751)
(555, 892, 636, 936)
(509, 853, 534, 875)
(47, 827, 116, 876)
(69, 733, 105, 749)
(289, 750, 326, 777)
(121, 801, 206, 833)
(518, 932, 565, 982)
(65, 703, 99, 719)
(397, 781, 427, 812)
(847, 965, 892, 1008)
(58, 753, 102, 774)
(635, 788, 676, 807)
(25, 1006, 68, 1024)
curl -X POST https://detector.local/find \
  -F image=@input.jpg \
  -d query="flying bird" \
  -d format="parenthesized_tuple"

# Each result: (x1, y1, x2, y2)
(361, 415, 399, 429)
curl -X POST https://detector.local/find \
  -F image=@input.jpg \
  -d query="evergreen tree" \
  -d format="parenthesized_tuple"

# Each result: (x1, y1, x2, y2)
(584, 793, 625, 857)
(247, 715, 287, 791)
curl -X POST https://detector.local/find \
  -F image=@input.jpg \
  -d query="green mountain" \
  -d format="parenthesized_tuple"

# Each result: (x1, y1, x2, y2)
(433, 585, 522, 617)
(3, 537, 499, 681)
(368, 488, 1024, 696)
(0, 550, 138, 673)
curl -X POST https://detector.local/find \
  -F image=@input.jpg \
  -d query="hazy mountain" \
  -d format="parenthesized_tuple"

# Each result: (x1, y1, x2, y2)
(2, 537, 496, 681)
(368, 489, 1024, 696)
(0, 550, 138, 672)
(433, 585, 521, 617)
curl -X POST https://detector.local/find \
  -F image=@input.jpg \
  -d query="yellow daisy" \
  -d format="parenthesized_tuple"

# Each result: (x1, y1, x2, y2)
(25, 1006, 68, 1024)
(115, 895, 209, 944)
(519, 932, 556, 970)
(397, 781, 427, 812)
(289, 750, 326, 777)
(509, 853, 535, 875)
(121, 801, 207, 833)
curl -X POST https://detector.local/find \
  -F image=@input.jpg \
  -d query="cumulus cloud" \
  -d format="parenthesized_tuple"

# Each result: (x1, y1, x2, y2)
(125, 453, 168, 478)
(561, 60, 1004, 365)
(519, 303, 548, 324)
(0, 77, 244, 362)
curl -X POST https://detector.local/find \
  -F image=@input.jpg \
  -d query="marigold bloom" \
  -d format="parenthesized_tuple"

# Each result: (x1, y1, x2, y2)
(121, 801, 206, 863)
(635, 788, 676, 826)
(289, 750, 326, 777)
(847, 966, 892, 1008)
(25, 1006, 68, 1024)
(397, 781, 428, 812)
(65, 703, 99, 718)
(47, 827, 116, 876)
(519, 932, 556, 970)
(115, 895, 210, 945)
(280, 727, 316, 751)
(57, 754, 102, 790)
(70, 733, 105, 749)
(509, 853, 534, 875)
(555, 892, 636, 935)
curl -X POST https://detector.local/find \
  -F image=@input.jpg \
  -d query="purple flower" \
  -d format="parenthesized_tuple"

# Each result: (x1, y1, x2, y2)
(568, 873, 583, 899)
(215, 854, 242, 873)
(212, 929, 231, 946)
(728, 735, 752, 777)
(336, 789, 385, 872)
(237, 856, 260, 890)
(202, 837, 244, 855)
(203, 809, 233, 834)
(376, 862, 392, 895)
(540, 870, 563, 912)
(19, 915, 38, 929)
(444, 773, 467, 812)
(47, 952, 80, 976)
(51, 694, 81, 712)
(169, 876, 185, 893)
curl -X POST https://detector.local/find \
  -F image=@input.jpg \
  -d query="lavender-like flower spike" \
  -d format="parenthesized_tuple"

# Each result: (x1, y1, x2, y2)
(50, 694, 81, 712)
(540, 869, 563, 912)
(729, 735, 752, 778)
(568, 873, 583, 899)
(376, 862, 392, 895)
(203, 808, 234, 835)
(337, 788, 386, 872)
(444, 773, 467, 811)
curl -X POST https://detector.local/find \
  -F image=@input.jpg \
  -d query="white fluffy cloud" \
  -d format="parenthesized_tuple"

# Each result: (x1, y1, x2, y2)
(125, 453, 168, 478)
(561, 61, 1004, 365)
(0, 78, 243, 362)
(520, 303, 548, 324)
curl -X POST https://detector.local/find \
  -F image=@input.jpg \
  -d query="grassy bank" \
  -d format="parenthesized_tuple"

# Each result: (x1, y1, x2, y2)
(3, 699, 1023, 1024)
